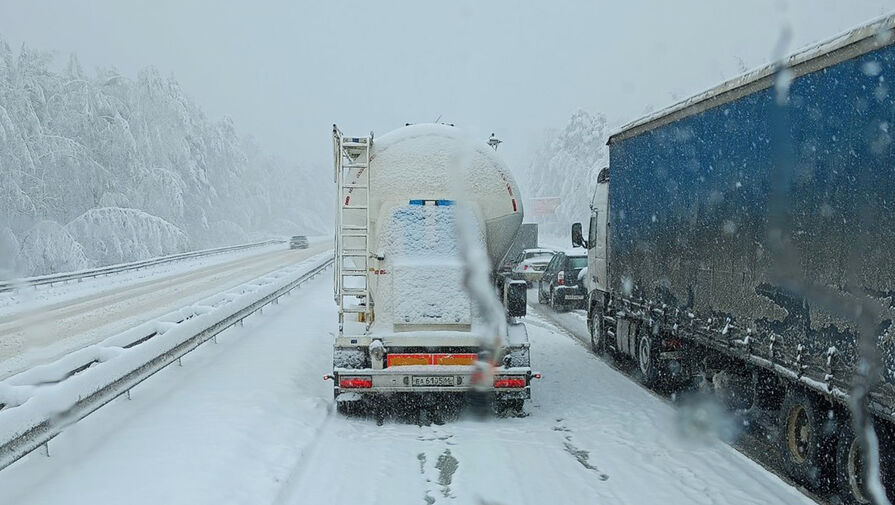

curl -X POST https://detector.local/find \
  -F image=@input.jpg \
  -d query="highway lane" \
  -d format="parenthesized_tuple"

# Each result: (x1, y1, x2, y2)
(0, 243, 329, 378)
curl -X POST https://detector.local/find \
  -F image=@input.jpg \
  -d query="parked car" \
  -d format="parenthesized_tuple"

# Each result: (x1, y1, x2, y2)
(537, 249, 587, 311)
(508, 248, 556, 286)
(289, 235, 309, 249)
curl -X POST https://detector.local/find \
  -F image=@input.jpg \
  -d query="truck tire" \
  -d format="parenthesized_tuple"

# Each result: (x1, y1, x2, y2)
(335, 389, 360, 416)
(589, 306, 605, 356)
(779, 387, 836, 489)
(538, 287, 547, 304)
(835, 422, 872, 505)
(637, 333, 659, 387)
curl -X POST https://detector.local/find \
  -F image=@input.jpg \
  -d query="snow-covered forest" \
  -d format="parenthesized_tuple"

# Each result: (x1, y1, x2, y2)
(0, 39, 330, 277)
(522, 109, 609, 240)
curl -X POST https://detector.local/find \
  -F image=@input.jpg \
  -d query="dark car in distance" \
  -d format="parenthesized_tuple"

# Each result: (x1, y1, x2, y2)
(289, 235, 309, 249)
(537, 249, 587, 311)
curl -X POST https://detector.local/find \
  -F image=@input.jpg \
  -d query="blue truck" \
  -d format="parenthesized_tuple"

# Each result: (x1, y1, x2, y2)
(573, 14, 895, 505)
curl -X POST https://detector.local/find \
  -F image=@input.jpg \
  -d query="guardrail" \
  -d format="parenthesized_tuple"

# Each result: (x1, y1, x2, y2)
(0, 239, 286, 293)
(0, 252, 333, 471)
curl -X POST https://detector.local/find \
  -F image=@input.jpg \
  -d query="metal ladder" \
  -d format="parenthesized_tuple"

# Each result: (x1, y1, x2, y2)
(332, 125, 372, 336)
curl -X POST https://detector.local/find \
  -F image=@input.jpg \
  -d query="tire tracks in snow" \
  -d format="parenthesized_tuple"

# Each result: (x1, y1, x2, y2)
(269, 405, 339, 505)
(527, 301, 830, 505)
(554, 417, 609, 481)
(417, 425, 459, 504)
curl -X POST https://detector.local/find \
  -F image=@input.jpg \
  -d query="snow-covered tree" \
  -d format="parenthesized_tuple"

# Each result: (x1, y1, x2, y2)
(0, 37, 332, 276)
(522, 109, 609, 239)
(66, 207, 189, 265)
(16, 221, 89, 275)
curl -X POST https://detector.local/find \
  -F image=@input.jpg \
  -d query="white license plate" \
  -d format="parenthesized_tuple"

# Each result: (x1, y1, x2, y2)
(412, 376, 456, 387)
(565, 295, 584, 300)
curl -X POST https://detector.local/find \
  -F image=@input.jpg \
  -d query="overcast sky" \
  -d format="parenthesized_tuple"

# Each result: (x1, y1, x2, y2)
(1, 1, 892, 172)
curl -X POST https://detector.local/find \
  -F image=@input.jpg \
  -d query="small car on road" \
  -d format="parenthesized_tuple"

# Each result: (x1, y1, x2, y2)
(508, 248, 557, 286)
(537, 249, 588, 311)
(289, 235, 309, 249)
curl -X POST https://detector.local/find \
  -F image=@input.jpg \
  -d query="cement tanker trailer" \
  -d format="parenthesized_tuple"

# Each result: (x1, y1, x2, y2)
(327, 123, 534, 417)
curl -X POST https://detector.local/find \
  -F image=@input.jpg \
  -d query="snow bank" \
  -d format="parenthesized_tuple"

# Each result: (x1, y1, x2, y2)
(15, 221, 89, 276)
(0, 251, 332, 450)
(66, 207, 189, 266)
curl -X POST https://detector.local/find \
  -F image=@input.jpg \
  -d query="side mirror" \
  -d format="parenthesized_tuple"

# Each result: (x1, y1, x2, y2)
(505, 280, 527, 318)
(572, 222, 585, 248)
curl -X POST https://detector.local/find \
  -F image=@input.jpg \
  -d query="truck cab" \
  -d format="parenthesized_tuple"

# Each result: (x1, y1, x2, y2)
(572, 167, 609, 306)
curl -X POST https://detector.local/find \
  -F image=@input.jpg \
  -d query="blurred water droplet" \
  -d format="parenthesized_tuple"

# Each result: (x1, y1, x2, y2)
(862, 60, 882, 76)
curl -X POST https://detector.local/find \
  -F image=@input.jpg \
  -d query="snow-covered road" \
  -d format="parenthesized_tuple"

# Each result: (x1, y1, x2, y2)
(0, 275, 816, 505)
(0, 242, 328, 378)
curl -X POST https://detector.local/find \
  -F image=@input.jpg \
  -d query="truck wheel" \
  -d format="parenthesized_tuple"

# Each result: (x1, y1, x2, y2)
(779, 387, 836, 489)
(835, 422, 872, 505)
(538, 287, 547, 304)
(589, 307, 605, 356)
(335, 389, 359, 416)
(637, 334, 659, 386)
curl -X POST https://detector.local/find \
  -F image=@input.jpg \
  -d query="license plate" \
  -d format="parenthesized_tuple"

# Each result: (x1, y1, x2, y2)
(565, 295, 584, 300)
(412, 376, 456, 387)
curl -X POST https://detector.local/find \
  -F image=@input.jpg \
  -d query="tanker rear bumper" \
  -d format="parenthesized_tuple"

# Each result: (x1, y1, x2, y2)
(332, 367, 532, 399)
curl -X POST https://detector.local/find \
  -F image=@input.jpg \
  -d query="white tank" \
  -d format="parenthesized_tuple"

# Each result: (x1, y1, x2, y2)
(343, 124, 523, 331)
(359, 124, 523, 264)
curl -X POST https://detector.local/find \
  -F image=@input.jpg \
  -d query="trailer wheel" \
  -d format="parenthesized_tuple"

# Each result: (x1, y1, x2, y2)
(637, 333, 659, 386)
(835, 422, 872, 505)
(589, 306, 605, 356)
(335, 389, 360, 416)
(779, 387, 836, 489)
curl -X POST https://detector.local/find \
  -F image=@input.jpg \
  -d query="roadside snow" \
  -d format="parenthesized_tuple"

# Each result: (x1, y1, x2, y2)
(0, 241, 328, 378)
(0, 241, 281, 316)
(0, 252, 332, 450)
(0, 275, 815, 505)
(279, 309, 813, 505)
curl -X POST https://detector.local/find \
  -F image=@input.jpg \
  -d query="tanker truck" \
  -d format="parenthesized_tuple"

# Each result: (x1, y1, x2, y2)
(328, 123, 534, 416)
(574, 14, 895, 504)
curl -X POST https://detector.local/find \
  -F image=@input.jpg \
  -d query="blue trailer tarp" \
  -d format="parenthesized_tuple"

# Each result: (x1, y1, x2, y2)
(608, 32, 895, 374)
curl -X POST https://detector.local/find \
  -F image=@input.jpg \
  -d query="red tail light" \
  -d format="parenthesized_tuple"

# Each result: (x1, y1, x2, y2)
(662, 338, 683, 350)
(339, 377, 372, 388)
(523, 264, 529, 270)
(557, 271, 565, 285)
(494, 377, 526, 388)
